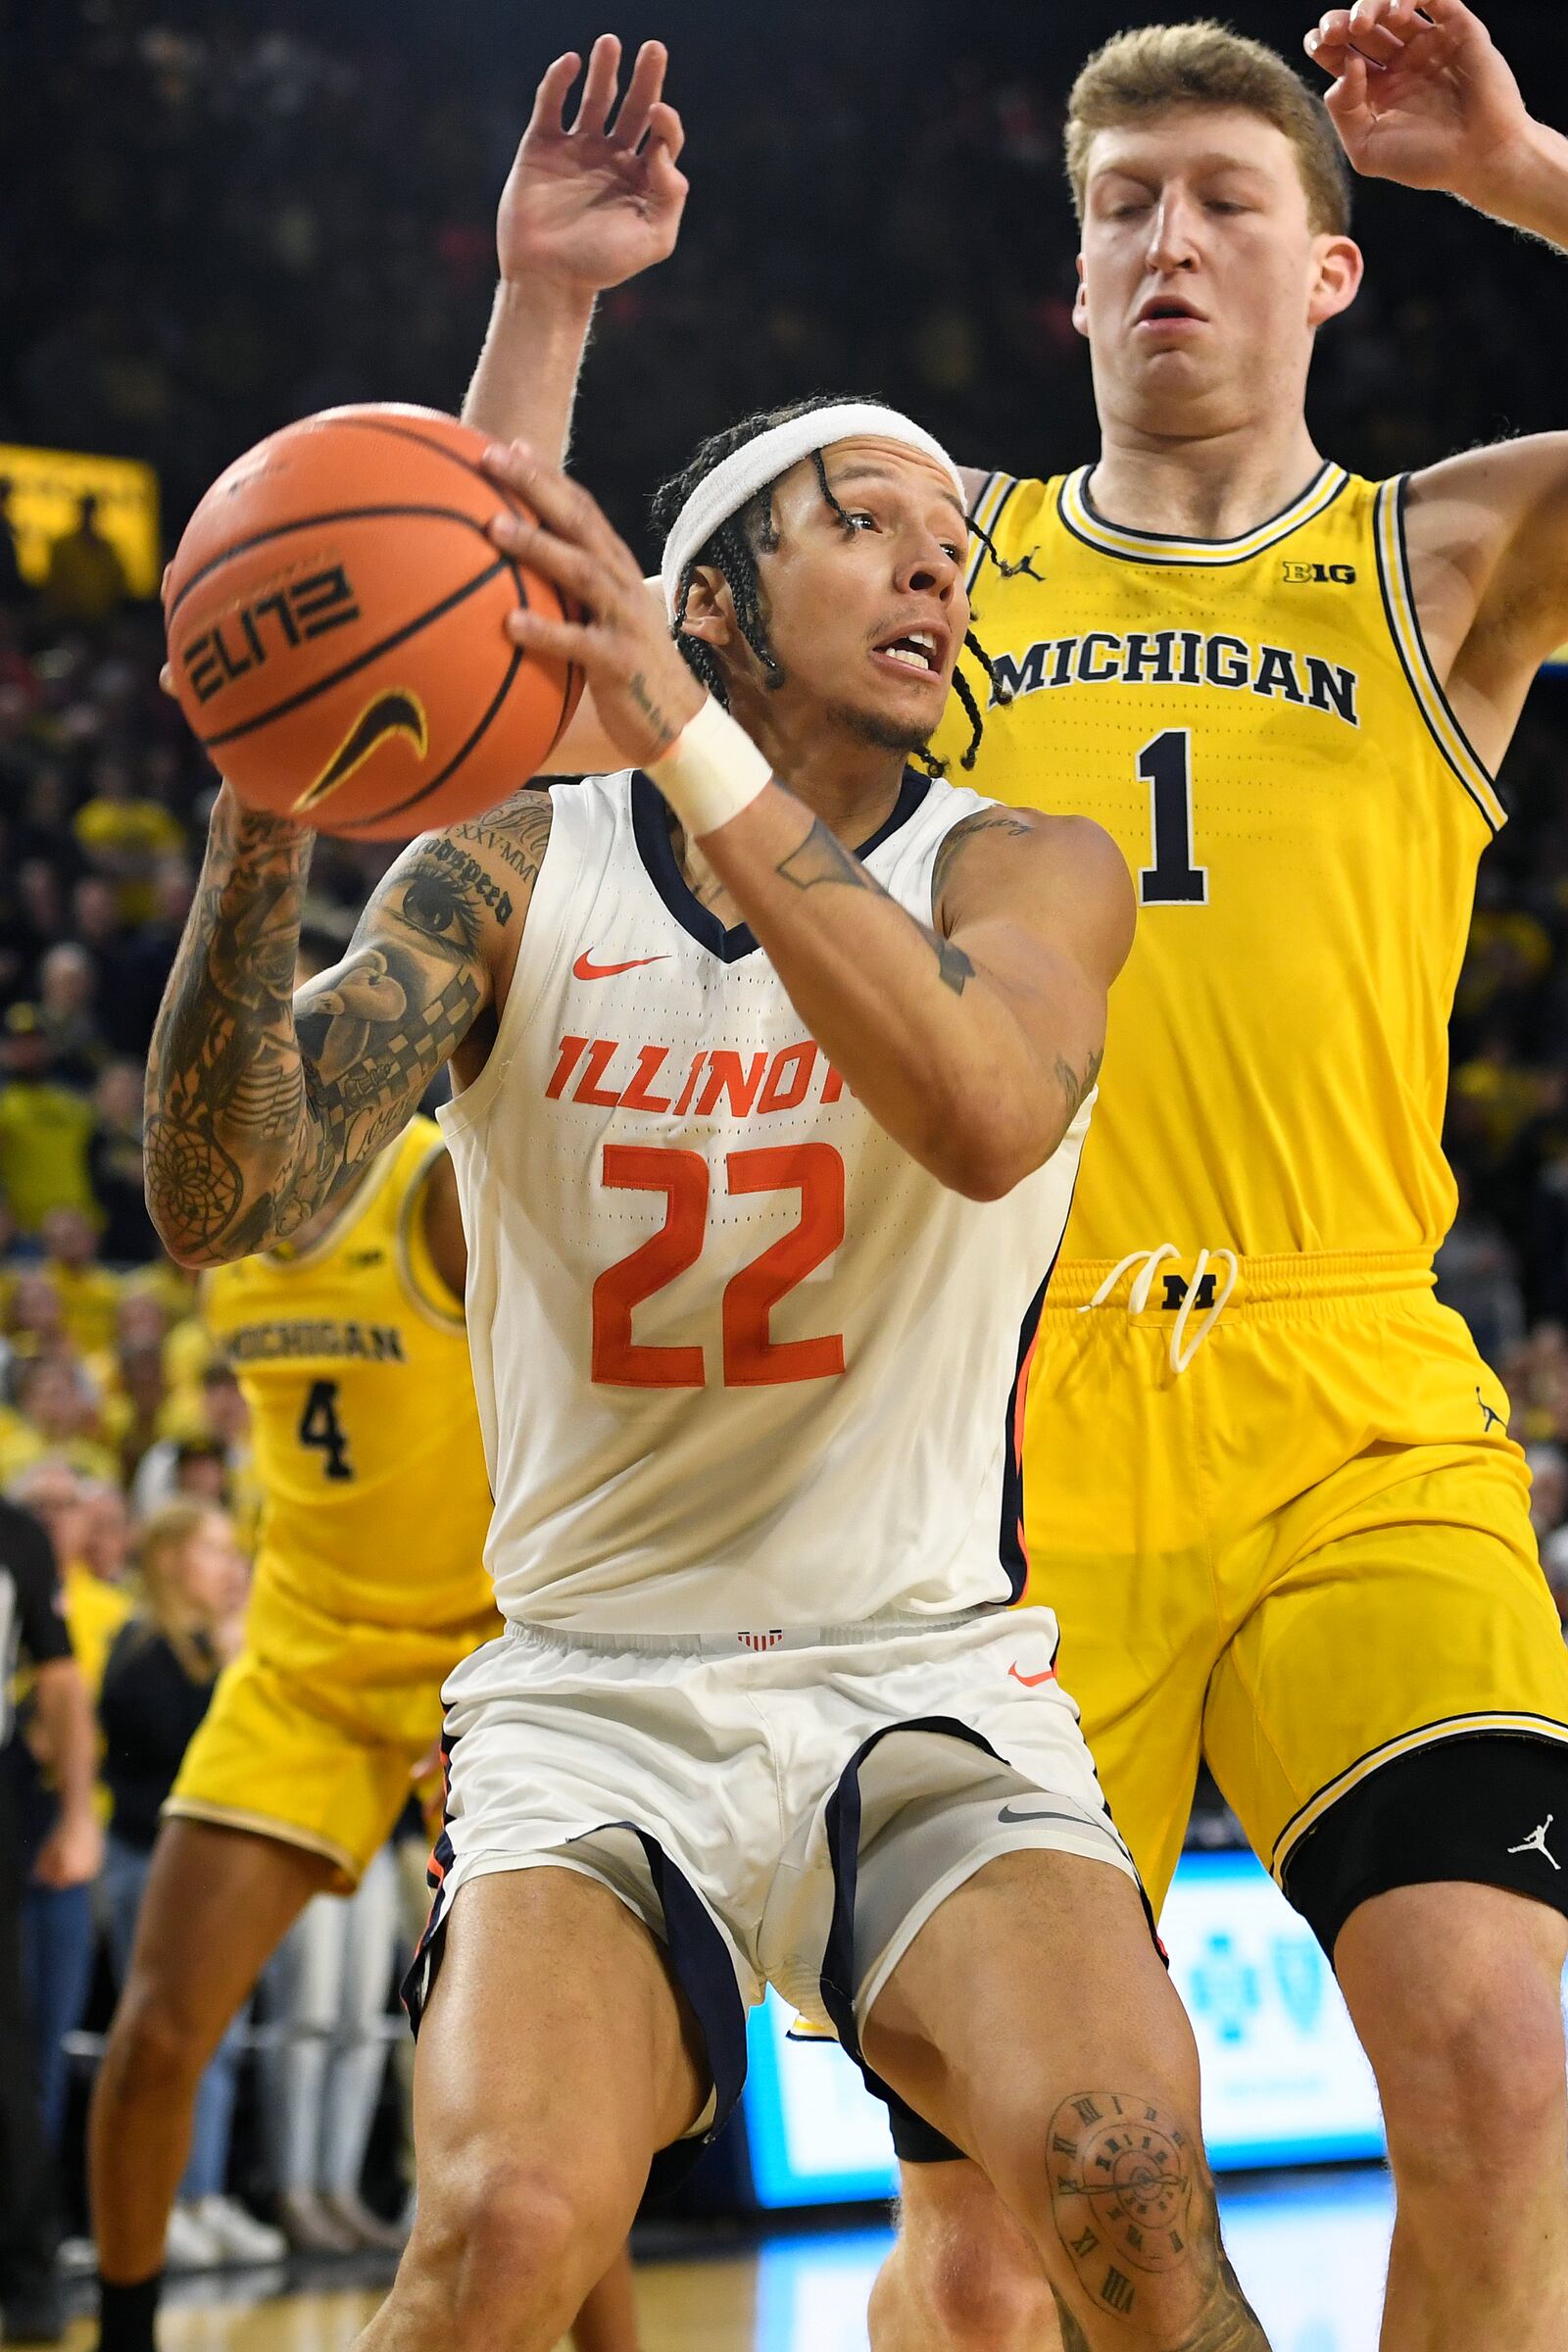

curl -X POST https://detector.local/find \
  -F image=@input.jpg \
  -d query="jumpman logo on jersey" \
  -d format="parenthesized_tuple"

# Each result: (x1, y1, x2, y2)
(1507, 1815, 1560, 1870)
(1476, 1386, 1505, 1435)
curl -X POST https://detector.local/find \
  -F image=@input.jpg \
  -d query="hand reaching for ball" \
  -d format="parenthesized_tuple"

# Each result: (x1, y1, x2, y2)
(484, 442, 706, 772)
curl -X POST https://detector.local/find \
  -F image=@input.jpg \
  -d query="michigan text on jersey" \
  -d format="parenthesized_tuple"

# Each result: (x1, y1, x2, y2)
(986, 629, 1358, 724)
(223, 1319, 407, 1362)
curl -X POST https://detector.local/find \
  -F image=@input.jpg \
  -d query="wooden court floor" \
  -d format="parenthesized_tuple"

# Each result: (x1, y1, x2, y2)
(58, 2258, 766, 2352)
(47, 2172, 1400, 2350)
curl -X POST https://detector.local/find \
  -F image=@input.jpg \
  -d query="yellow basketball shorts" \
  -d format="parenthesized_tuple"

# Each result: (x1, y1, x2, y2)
(167, 1598, 500, 1889)
(1021, 1251, 1568, 1920)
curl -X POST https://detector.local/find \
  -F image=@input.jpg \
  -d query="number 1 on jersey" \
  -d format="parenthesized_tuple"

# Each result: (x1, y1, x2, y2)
(1138, 729, 1207, 906)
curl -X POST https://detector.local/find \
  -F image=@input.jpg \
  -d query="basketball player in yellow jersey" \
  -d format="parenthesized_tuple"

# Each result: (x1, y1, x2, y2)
(88, 975, 637, 2352)
(859, 9, 1568, 2351)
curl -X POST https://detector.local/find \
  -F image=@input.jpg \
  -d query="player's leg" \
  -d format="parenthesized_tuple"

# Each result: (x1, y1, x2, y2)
(869, 1535, 1211, 2348)
(1335, 1875, 1567, 2352)
(89, 1818, 334, 2329)
(354, 1867, 706, 2352)
(1206, 1431, 1568, 2352)
(868, 2160, 1060, 2352)
(568, 2246, 641, 2352)
(862, 1850, 1266, 2350)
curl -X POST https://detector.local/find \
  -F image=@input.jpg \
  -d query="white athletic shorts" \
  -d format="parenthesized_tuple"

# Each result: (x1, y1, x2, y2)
(405, 1604, 1146, 2185)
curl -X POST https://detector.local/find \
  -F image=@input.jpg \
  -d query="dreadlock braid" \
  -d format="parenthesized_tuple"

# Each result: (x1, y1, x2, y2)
(670, 498, 783, 707)
(968, 508, 1044, 582)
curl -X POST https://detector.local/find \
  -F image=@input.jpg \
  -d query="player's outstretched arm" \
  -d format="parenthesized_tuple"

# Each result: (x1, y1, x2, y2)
(144, 786, 550, 1267)
(482, 448, 1134, 1200)
(462, 36, 687, 461)
(1307, 3, 1568, 707)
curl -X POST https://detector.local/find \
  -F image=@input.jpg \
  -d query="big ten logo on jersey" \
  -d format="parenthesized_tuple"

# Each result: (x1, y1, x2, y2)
(1282, 560, 1357, 585)
(181, 565, 360, 705)
(546, 1034, 847, 1121)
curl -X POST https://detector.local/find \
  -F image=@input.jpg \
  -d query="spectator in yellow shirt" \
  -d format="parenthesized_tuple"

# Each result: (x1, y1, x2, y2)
(12, 1458, 132, 1698)
(42, 495, 128, 625)
(0, 1359, 118, 1489)
(0, 1008, 95, 1236)
(73, 753, 185, 926)
(3, 1270, 70, 1370)
(39, 1208, 122, 1357)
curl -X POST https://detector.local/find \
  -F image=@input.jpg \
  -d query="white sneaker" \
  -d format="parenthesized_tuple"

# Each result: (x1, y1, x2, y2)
(165, 2202, 222, 2272)
(190, 2195, 289, 2267)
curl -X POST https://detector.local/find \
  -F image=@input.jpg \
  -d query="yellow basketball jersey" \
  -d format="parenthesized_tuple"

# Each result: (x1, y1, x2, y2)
(935, 466, 1504, 1268)
(202, 1119, 494, 1638)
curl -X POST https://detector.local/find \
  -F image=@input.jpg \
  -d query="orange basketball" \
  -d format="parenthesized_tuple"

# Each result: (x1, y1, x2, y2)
(164, 403, 582, 839)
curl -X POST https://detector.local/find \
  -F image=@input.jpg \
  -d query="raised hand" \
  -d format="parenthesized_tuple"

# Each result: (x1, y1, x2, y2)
(496, 34, 688, 296)
(1304, 1, 1530, 201)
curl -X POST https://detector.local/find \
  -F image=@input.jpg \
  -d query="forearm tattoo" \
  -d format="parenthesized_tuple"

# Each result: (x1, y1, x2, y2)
(145, 791, 550, 1260)
(1049, 2092, 1267, 2347)
(775, 817, 973, 995)
(627, 670, 683, 762)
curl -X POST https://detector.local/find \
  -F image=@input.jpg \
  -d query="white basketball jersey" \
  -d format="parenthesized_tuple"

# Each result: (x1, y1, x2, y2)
(440, 767, 1093, 1632)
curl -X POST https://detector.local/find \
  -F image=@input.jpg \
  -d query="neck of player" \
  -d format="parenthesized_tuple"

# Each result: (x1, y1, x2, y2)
(1089, 405, 1328, 544)
(669, 686, 914, 910)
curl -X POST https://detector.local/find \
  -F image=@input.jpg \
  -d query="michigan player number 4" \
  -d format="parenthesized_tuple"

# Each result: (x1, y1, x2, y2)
(1138, 730, 1208, 907)
(298, 1379, 355, 1480)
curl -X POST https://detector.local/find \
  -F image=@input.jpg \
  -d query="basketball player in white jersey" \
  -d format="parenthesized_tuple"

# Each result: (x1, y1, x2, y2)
(451, 15, 1568, 2349)
(143, 400, 1281, 2349)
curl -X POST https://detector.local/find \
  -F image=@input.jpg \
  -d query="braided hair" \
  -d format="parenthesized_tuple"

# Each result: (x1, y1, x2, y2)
(650, 395, 1009, 773)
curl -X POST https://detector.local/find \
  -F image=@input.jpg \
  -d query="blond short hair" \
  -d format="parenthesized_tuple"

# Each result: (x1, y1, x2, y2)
(1065, 21, 1353, 236)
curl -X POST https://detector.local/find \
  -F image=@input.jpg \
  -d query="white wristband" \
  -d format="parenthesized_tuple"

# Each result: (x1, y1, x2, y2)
(647, 694, 773, 839)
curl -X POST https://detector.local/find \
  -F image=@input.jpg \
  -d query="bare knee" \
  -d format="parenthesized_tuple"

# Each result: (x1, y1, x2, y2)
(408, 2161, 614, 2335)
(1374, 1956, 1566, 2189)
(881, 2189, 1055, 2352)
(98, 1978, 213, 2111)
(880, 2159, 1056, 2352)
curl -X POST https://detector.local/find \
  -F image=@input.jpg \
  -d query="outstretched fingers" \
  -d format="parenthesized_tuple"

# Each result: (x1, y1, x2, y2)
(570, 32, 622, 139)
(524, 51, 581, 141)
(608, 39, 668, 152)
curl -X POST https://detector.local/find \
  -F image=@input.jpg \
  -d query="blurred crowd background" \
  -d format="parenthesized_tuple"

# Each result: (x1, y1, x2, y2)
(3, 0, 1568, 2271)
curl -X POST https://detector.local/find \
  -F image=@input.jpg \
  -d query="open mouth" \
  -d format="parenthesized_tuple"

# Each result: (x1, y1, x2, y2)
(1137, 296, 1206, 326)
(871, 628, 943, 676)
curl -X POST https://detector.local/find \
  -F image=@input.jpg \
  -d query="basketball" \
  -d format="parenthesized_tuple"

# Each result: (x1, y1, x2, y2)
(163, 403, 582, 839)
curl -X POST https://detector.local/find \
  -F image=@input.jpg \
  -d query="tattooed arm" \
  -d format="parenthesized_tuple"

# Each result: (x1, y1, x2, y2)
(697, 801, 1133, 1200)
(144, 785, 552, 1267)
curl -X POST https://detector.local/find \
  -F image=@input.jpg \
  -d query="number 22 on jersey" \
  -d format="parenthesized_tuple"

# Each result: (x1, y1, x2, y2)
(592, 1142, 846, 1390)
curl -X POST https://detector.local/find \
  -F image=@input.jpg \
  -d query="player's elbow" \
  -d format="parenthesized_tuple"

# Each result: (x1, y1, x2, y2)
(149, 1216, 233, 1273)
(928, 1104, 1060, 1202)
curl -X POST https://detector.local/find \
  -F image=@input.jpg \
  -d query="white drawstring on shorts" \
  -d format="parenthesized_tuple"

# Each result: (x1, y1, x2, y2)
(1080, 1244, 1239, 1374)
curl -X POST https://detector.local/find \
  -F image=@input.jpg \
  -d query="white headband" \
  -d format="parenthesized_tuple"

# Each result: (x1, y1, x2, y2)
(659, 401, 965, 618)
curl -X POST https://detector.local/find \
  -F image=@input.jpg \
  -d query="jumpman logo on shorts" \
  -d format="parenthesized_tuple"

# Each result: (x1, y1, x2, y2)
(1507, 1815, 1560, 1870)
(1476, 1386, 1504, 1435)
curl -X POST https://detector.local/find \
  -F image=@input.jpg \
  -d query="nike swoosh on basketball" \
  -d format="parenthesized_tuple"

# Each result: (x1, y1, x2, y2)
(1007, 1661, 1055, 1688)
(293, 688, 428, 813)
(572, 950, 669, 980)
